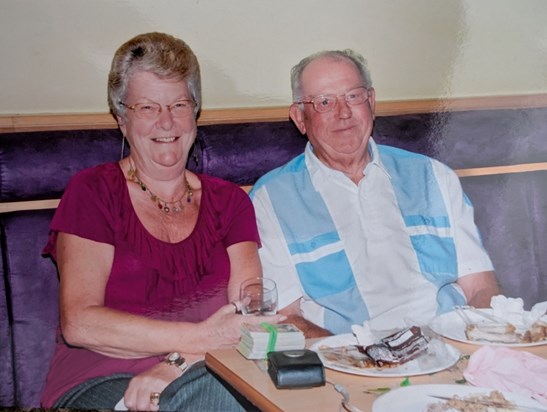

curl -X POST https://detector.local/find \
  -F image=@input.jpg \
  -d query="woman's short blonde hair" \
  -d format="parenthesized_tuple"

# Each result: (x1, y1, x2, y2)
(108, 32, 201, 119)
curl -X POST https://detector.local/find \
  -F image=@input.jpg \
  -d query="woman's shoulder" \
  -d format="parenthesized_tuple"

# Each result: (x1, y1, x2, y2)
(63, 162, 124, 200)
(199, 174, 246, 197)
(68, 162, 123, 186)
(72, 162, 121, 179)
(198, 174, 252, 217)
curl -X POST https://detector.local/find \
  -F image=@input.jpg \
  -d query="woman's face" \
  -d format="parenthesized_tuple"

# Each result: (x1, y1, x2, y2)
(117, 71, 197, 174)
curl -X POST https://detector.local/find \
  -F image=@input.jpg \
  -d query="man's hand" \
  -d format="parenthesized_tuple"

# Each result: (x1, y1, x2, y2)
(279, 299, 332, 338)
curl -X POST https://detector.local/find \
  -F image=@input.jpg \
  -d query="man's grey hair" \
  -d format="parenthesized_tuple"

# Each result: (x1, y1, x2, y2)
(290, 49, 372, 102)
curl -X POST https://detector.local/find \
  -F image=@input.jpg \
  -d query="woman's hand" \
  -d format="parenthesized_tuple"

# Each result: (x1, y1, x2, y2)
(122, 361, 182, 411)
(195, 302, 287, 353)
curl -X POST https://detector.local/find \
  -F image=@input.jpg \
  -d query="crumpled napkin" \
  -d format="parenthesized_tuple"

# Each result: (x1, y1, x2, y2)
(464, 345, 547, 405)
(351, 320, 376, 346)
(490, 295, 547, 327)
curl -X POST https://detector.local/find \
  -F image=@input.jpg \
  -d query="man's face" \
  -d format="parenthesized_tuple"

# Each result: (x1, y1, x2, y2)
(290, 57, 376, 168)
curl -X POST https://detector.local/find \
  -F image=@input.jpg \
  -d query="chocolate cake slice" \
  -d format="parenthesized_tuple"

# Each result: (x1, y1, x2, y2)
(361, 326, 429, 367)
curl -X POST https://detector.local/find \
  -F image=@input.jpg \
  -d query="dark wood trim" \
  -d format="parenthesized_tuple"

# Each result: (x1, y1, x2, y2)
(1, 93, 547, 133)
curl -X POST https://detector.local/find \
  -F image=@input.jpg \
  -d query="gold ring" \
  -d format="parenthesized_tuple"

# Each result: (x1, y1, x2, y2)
(231, 301, 241, 314)
(150, 392, 160, 406)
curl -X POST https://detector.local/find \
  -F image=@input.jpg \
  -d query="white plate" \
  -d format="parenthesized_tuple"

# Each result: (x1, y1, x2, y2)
(429, 309, 547, 347)
(372, 384, 547, 411)
(310, 333, 460, 377)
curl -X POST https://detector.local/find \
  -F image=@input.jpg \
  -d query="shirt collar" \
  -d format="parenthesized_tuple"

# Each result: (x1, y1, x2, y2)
(365, 138, 390, 177)
(305, 137, 391, 188)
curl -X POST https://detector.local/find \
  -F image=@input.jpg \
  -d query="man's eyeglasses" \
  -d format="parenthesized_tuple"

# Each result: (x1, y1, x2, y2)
(119, 100, 196, 119)
(296, 86, 370, 113)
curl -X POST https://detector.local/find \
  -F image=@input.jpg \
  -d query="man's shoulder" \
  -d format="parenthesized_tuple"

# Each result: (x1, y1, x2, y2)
(250, 153, 306, 195)
(377, 144, 457, 185)
(377, 143, 430, 160)
(377, 144, 449, 169)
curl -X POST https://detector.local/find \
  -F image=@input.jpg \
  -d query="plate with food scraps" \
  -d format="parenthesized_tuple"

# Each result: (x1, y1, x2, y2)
(429, 309, 547, 347)
(310, 332, 460, 377)
(372, 384, 547, 412)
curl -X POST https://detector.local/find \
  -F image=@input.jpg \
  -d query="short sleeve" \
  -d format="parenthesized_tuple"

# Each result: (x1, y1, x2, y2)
(43, 163, 123, 260)
(434, 161, 494, 276)
(208, 179, 260, 248)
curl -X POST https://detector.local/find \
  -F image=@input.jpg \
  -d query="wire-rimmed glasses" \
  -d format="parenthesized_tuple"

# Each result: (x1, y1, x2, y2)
(296, 86, 370, 113)
(119, 100, 196, 119)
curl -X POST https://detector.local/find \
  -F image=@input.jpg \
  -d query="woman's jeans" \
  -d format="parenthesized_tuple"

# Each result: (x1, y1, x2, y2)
(54, 361, 249, 411)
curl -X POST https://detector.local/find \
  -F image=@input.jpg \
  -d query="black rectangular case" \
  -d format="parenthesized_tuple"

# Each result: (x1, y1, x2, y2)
(267, 349, 325, 389)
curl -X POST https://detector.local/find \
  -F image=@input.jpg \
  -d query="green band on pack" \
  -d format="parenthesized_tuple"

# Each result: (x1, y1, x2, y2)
(261, 322, 278, 355)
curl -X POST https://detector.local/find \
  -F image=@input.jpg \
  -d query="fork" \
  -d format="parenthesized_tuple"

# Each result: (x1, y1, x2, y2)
(454, 305, 514, 328)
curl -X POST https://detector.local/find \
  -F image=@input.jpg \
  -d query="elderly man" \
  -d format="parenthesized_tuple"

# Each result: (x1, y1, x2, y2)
(250, 49, 500, 337)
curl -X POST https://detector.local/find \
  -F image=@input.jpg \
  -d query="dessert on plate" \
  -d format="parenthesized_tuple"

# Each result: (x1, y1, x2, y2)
(317, 326, 429, 369)
(460, 296, 547, 344)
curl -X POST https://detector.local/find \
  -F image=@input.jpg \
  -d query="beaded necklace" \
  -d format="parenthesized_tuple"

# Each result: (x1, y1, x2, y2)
(127, 165, 193, 214)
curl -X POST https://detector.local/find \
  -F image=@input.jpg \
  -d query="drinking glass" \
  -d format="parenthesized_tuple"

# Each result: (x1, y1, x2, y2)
(239, 277, 278, 316)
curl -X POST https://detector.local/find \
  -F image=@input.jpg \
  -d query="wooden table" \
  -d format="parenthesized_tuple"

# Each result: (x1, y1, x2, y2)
(205, 339, 547, 412)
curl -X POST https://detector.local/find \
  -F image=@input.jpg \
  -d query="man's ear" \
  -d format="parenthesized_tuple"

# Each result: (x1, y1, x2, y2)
(368, 88, 376, 120)
(289, 103, 307, 135)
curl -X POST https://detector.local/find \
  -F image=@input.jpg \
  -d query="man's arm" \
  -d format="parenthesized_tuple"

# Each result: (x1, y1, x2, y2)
(456, 270, 501, 308)
(280, 299, 332, 338)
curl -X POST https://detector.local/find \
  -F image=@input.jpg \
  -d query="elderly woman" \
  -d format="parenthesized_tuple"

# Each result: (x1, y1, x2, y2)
(41, 32, 284, 411)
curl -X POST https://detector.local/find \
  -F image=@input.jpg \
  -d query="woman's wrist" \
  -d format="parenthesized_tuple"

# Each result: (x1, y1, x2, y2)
(163, 352, 188, 373)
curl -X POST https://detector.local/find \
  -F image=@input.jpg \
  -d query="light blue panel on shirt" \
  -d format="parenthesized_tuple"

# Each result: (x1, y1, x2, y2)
(260, 155, 339, 244)
(404, 215, 450, 228)
(378, 145, 448, 222)
(295, 250, 356, 298)
(287, 231, 341, 255)
(409, 234, 458, 284)
(437, 283, 467, 314)
(319, 288, 369, 335)
(378, 145, 462, 313)
(258, 154, 370, 330)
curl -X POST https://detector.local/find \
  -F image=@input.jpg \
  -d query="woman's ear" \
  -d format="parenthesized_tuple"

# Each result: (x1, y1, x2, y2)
(117, 115, 127, 136)
(289, 103, 307, 135)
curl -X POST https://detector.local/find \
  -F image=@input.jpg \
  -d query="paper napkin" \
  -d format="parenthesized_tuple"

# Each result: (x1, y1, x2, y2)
(464, 345, 547, 405)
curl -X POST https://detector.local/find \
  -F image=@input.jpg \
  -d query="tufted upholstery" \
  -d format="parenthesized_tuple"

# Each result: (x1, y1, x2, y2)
(1, 108, 547, 407)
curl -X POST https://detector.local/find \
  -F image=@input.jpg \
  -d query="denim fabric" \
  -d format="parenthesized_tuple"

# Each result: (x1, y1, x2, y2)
(54, 373, 132, 409)
(55, 362, 249, 412)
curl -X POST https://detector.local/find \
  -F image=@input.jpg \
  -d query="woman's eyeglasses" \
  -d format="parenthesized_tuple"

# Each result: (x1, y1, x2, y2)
(119, 100, 196, 119)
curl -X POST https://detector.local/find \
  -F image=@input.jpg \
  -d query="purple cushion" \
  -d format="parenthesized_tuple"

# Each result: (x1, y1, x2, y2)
(461, 171, 547, 309)
(193, 121, 307, 185)
(0, 129, 126, 202)
(1, 210, 58, 407)
(0, 240, 15, 407)
(0, 122, 306, 202)
(2, 108, 547, 202)
(373, 108, 547, 169)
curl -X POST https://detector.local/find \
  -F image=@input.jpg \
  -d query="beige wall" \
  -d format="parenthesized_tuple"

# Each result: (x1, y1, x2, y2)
(1, 0, 547, 115)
